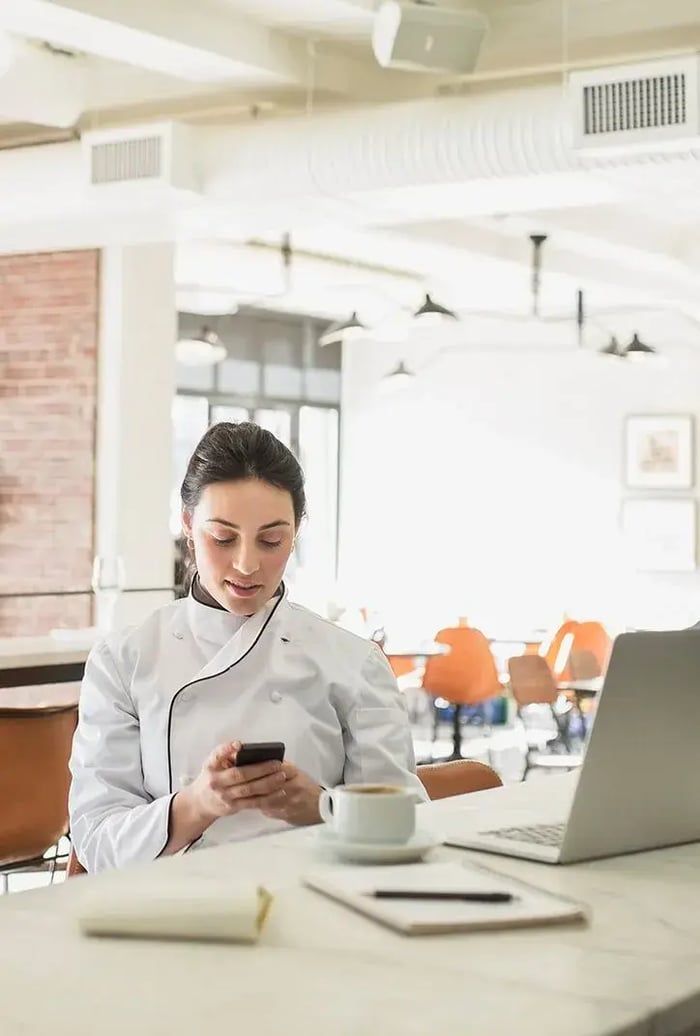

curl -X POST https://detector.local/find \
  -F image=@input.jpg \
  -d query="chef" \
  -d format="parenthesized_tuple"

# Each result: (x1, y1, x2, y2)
(69, 421, 424, 873)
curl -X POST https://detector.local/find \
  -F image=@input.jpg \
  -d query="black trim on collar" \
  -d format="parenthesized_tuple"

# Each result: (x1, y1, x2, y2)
(191, 573, 226, 611)
(166, 589, 285, 796)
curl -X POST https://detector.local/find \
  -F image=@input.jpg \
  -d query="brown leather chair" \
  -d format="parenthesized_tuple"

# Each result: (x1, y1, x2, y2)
(0, 704, 78, 892)
(508, 654, 577, 779)
(418, 759, 502, 800)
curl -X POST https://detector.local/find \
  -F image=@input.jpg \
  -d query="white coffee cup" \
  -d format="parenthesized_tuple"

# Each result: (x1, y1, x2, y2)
(319, 784, 416, 844)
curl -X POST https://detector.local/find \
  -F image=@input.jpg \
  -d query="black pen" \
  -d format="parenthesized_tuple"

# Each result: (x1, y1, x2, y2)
(372, 891, 515, 903)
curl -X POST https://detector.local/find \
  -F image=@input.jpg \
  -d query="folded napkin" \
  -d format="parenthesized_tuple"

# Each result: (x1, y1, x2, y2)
(79, 881, 272, 944)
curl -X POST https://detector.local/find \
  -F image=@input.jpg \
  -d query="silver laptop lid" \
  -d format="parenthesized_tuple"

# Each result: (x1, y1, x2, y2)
(560, 630, 700, 863)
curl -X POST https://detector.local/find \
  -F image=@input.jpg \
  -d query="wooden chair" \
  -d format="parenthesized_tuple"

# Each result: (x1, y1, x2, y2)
(422, 626, 502, 761)
(0, 704, 78, 893)
(417, 759, 502, 799)
(540, 620, 579, 682)
(508, 655, 578, 780)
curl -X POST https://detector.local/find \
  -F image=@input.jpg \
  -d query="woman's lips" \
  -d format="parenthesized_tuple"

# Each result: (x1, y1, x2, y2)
(225, 580, 261, 598)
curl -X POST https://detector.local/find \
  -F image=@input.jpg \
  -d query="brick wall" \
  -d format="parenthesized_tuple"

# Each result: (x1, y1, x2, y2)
(0, 250, 99, 636)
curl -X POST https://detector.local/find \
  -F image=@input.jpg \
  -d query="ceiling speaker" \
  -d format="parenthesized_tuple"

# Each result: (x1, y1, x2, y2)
(372, 2, 488, 75)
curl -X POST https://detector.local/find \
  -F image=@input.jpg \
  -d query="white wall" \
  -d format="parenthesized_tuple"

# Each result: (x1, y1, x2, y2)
(338, 337, 700, 641)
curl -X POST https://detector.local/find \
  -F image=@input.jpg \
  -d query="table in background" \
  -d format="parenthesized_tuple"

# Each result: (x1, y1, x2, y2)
(1, 779, 699, 1036)
(0, 636, 89, 690)
(383, 644, 450, 660)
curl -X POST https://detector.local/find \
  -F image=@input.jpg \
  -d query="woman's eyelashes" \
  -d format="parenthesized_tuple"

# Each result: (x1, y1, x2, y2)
(211, 534, 283, 549)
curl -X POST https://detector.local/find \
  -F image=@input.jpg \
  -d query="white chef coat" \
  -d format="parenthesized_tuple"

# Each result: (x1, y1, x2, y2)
(69, 585, 425, 873)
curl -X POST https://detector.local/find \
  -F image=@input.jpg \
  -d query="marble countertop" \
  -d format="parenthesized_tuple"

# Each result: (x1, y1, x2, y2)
(2, 780, 700, 1036)
(0, 635, 91, 669)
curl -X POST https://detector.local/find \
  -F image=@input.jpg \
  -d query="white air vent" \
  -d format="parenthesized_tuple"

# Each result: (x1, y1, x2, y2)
(90, 135, 162, 184)
(81, 121, 200, 194)
(570, 56, 700, 154)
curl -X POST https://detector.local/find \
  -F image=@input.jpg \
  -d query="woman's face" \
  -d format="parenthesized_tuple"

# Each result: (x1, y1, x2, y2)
(182, 478, 296, 615)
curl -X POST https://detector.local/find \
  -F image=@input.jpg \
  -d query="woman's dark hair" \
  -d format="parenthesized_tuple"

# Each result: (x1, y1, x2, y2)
(181, 422, 306, 526)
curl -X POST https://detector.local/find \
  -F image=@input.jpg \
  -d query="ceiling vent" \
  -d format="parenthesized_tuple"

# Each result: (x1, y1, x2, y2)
(81, 121, 200, 194)
(570, 56, 700, 154)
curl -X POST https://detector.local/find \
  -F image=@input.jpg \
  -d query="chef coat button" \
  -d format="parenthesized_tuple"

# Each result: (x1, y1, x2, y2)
(179, 691, 191, 705)
(270, 690, 282, 704)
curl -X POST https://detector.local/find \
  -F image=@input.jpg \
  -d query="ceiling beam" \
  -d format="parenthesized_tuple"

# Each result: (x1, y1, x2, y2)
(0, 40, 86, 127)
(0, 0, 427, 102)
(0, 0, 315, 84)
(395, 218, 700, 306)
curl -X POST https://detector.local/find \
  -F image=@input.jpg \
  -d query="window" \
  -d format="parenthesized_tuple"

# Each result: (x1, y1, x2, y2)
(254, 408, 292, 447)
(210, 404, 249, 425)
(297, 406, 339, 584)
(170, 395, 209, 535)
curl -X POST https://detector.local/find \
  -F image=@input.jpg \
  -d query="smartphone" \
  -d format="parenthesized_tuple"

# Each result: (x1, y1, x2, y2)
(235, 741, 285, 767)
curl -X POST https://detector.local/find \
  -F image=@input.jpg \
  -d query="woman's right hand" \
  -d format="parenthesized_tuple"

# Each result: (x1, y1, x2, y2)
(181, 740, 288, 828)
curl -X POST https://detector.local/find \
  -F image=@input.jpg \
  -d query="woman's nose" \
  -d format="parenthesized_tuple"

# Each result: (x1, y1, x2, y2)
(233, 543, 259, 576)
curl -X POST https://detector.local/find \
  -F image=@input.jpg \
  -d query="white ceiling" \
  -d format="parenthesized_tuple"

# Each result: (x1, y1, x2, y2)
(209, 0, 375, 39)
(0, 0, 698, 128)
(0, 0, 698, 353)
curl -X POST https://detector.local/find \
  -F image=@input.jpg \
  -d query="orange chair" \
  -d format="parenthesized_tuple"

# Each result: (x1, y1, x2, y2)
(422, 627, 502, 762)
(0, 704, 77, 893)
(570, 621, 612, 675)
(386, 655, 418, 679)
(540, 619, 579, 682)
(569, 648, 601, 680)
(418, 759, 502, 799)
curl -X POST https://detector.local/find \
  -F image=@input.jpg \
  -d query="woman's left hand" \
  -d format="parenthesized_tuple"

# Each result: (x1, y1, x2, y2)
(260, 762, 322, 826)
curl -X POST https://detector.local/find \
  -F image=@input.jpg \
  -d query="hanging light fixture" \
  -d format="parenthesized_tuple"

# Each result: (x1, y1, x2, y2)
(382, 360, 416, 385)
(319, 311, 368, 347)
(624, 332, 657, 360)
(175, 326, 227, 367)
(599, 335, 626, 358)
(413, 293, 458, 327)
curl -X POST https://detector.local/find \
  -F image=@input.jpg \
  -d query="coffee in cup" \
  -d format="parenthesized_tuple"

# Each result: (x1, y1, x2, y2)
(319, 783, 416, 844)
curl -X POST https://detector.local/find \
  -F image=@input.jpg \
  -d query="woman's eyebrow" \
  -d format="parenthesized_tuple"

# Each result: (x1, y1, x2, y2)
(206, 518, 291, 531)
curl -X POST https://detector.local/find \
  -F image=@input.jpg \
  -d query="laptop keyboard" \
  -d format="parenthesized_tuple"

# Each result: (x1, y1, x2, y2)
(480, 822, 566, 846)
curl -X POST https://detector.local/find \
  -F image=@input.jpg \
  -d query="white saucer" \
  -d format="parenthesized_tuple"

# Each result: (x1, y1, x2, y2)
(314, 827, 441, 864)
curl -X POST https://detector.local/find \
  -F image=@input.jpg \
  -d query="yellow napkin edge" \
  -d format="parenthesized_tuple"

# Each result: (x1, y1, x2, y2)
(257, 885, 273, 932)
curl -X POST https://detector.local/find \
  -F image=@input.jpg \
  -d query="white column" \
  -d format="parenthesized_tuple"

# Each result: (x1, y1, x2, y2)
(95, 243, 176, 628)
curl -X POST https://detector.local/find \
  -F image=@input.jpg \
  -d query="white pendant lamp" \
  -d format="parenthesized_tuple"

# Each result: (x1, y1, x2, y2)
(412, 293, 458, 327)
(319, 311, 368, 347)
(175, 326, 227, 367)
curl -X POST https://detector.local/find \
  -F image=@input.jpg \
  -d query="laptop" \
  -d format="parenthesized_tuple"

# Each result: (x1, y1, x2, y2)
(443, 630, 700, 864)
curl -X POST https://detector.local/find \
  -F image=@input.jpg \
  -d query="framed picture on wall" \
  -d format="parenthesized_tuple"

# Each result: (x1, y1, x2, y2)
(621, 498, 697, 572)
(624, 414, 694, 489)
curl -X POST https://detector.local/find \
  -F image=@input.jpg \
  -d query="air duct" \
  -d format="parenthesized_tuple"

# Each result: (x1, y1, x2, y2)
(2, 72, 700, 236)
(200, 77, 700, 208)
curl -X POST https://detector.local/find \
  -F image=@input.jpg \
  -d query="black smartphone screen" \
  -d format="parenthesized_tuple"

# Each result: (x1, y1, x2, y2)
(235, 741, 286, 766)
